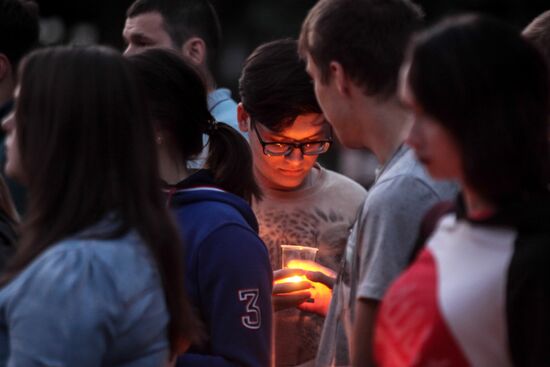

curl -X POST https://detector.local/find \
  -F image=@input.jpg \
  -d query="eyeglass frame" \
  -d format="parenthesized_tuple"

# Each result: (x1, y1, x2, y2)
(252, 120, 333, 157)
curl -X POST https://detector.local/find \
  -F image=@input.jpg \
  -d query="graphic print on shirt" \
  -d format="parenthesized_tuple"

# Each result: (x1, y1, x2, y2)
(257, 206, 351, 270)
(239, 289, 261, 330)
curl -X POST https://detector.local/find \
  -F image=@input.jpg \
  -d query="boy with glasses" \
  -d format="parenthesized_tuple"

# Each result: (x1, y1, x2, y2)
(238, 39, 367, 367)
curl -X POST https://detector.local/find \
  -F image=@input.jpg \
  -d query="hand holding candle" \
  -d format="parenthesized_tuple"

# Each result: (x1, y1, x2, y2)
(272, 267, 313, 312)
(272, 257, 336, 315)
(291, 260, 335, 317)
(272, 245, 319, 312)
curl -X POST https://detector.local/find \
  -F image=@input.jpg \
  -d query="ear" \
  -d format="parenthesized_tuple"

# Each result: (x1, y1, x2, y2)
(329, 61, 351, 97)
(181, 37, 207, 66)
(0, 54, 13, 82)
(237, 103, 250, 133)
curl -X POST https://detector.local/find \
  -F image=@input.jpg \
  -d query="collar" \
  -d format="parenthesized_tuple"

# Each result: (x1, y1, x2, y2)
(455, 191, 550, 232)
(374, 143, 409, 182)
(207, 88, 232, 113)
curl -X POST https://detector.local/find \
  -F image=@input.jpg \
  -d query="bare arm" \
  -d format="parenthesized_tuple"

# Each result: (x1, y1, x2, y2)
(351, 298, 379, 367)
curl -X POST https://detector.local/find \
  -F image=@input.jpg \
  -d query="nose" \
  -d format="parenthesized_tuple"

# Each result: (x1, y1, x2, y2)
(2, 112, 14, 133)
(285, 146, 304, 164)
(123, 45, 135, 56)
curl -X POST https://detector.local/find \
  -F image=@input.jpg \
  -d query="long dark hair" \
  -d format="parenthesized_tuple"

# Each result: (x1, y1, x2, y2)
(0, 46, 201, 353)
(408, 15, 550, 205)
(127, 48, 261, 202)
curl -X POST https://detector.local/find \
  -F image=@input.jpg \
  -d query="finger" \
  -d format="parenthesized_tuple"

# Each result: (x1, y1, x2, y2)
(273, 268, 306, 280)
(273, 281, 312, 294)
(287, 260, 335, 277)
(305, 271, 335, 289)
(273, 292, 312, 312)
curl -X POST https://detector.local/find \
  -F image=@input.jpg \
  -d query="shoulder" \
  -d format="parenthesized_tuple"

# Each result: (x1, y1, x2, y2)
(174, 197, 253, 231)
(374, 148, 457, 203)
(3, 232, 160, 306)
(321, 168, 368, 198)
(368, 174, 437, 207)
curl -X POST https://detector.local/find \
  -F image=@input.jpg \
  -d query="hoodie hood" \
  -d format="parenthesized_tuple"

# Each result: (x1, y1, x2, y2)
(164, 170, 259, 232)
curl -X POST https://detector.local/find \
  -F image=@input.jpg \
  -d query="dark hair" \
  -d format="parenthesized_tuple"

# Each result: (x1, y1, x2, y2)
(408, 15, 550, 205)
(239, 38, 322, 132)
(0, 175, 18, 224)
(0, 0, 39, 70)
(127, 48, 261, 202)
(1, 46, 201, 353)
(298, 0, 423, 99)
(127, 0, 221, 71)
(523, 10, 550, 73)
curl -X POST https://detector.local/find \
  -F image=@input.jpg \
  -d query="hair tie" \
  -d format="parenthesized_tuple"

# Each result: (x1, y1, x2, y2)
(206, 119, 219, 134)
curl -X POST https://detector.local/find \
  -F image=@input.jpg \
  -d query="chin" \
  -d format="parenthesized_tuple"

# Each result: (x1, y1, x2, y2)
(5, 167, 24, 185)
(273, 177, 305, 191)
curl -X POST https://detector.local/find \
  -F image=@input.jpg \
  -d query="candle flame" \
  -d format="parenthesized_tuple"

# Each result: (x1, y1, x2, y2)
(274, 275, 308, 285)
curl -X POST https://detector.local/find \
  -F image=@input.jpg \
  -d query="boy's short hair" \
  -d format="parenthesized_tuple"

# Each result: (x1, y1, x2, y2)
(239, 38, 321, 132)
(299, 0, 423, 99)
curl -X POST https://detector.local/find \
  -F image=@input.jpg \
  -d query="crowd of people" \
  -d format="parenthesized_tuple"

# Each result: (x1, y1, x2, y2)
(0, 0, 548, 366)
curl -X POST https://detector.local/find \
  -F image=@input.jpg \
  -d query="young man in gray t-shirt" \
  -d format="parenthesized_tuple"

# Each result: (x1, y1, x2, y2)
(298, 0, 457, 365)
(238, 39, 367, 367)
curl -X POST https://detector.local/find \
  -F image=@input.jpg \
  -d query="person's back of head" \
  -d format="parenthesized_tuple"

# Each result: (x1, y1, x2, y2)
(299, 0, 424, 99)
(523, 10, 550, 70)
(407, 14, 549, 204)
(127, 48, 260, 202)
(239, 38, 322, 132)
(0, 0, 39, 72)
(3, 45, 201, 350)
(125, 0, 221, 75)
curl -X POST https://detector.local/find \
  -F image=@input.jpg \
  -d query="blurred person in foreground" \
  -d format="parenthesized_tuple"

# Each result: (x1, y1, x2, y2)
(0, 46, 200, 365)
(375, 15, 550, 367)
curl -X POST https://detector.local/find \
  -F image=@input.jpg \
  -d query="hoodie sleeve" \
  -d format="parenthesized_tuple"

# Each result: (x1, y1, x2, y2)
(177, 223, 273, 367)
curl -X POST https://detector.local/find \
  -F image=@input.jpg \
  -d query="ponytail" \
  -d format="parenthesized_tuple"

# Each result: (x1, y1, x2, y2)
(206, 122, 262, 203)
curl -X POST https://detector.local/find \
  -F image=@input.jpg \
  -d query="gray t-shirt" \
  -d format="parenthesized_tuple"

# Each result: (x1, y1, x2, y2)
(253, 165, 367, 367)
(316, 145, 457, 366)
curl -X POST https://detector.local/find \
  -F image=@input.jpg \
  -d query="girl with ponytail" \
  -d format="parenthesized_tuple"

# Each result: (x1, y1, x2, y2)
(128, 48, 272, 367)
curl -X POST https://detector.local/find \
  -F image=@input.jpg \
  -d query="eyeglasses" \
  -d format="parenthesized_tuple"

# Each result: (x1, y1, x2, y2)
(253, 122, 333, 157)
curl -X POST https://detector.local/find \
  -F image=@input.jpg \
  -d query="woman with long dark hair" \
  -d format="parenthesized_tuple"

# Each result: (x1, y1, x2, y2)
(127, 48, 272, 367)
(0, 46, 200, 365)
(375, 15, 550, 366)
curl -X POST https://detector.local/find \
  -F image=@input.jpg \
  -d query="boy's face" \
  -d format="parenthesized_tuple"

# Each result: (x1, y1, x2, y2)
(250, 113, 329, 191)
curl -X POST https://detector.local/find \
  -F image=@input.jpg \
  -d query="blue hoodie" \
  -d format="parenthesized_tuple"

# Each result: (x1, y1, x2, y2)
(169, 170, 272, 367)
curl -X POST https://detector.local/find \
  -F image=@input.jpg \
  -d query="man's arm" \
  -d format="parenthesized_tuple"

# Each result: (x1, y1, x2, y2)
(351, 298, 379, 367)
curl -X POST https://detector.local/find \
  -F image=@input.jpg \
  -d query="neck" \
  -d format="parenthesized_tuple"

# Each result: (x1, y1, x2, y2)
(158, 146, 189, 185)
(363, 97, 412, 165)
(255, 165, 319, 193)
(201, 67, 216, 93)
(463, 185, 495, 218)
